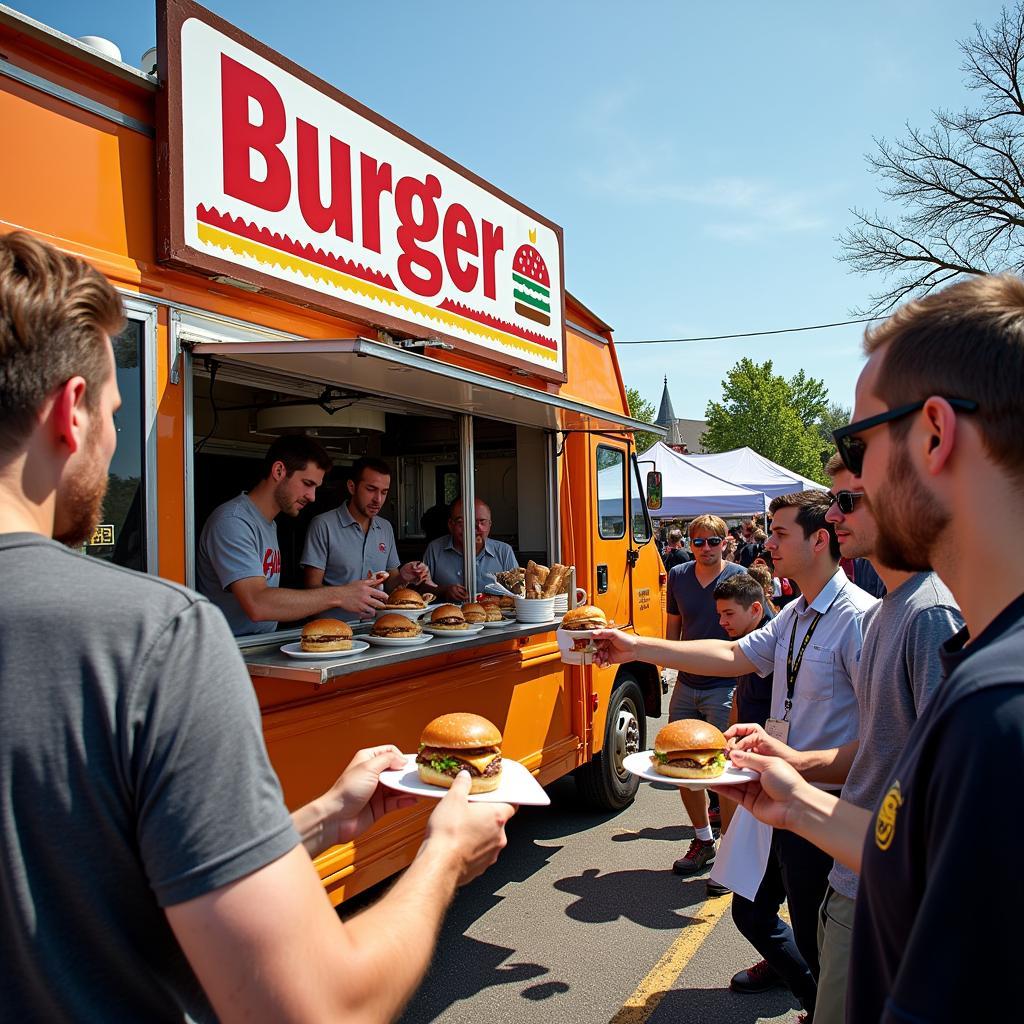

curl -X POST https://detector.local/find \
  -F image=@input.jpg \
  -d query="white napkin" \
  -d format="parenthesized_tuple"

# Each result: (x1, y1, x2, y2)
(708, 807, 771, 901)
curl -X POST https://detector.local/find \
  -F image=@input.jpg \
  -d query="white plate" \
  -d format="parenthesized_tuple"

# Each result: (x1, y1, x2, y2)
(379, 754, 550, 806)
(280, 640, 371, 659)
(482, 618, 509, 629)
(421, 622, 486, 636)
(364, 633, 432, 647)
(375, 605, 430, 621)
(623, 751, 759, 789)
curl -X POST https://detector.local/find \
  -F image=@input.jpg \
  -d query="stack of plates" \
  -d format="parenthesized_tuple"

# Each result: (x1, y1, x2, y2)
(515, 595, 555, 623)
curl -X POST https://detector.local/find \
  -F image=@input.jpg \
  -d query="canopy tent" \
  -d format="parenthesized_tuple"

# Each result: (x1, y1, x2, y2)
(633, 442, 768, 518)
(683, 446, 827, 498)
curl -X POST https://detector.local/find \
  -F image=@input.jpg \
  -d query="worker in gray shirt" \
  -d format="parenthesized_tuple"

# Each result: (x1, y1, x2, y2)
(196, 436, 389, 635)
(727, 453, 963, 1024)
(301, 456, 431, 618)
(423, 497, 518, 603)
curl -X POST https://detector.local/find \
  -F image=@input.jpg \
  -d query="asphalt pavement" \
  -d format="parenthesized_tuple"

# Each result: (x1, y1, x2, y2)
(345, 711, 807, 1024)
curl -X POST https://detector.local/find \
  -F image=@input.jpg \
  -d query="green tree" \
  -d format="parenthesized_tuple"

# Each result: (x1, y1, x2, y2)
(701, 358, 830, 484)
(816, 401, 853, 445)
(625, 386, 659, 454)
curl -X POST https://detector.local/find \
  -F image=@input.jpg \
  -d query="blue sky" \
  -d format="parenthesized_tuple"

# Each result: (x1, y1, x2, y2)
(17, 0, 1008, 419)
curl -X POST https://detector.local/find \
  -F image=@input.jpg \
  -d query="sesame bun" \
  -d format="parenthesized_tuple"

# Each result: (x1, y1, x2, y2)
(371, 613, 422, 639)
(300, 619, 354, 652)
(420, 712, 503, 749)
(461, 602, 487, 624)
(430, 604, 468, 630)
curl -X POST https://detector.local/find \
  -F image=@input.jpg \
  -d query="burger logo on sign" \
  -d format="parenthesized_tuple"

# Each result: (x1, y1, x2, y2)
(512, 230, 551, 327)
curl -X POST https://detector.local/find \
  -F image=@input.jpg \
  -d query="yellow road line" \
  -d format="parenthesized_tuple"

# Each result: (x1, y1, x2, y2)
(609, 894, 733, 1024)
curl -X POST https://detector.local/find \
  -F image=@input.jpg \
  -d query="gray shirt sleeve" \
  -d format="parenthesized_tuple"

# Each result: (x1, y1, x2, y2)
(205, 513, 266, 590)
(300, 514, 330, 571)
(904, 604, 963, 715)
(127, 600, 298, 906)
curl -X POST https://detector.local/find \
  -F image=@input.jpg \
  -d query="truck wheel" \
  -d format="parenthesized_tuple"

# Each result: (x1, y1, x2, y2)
(574, 675, 645, 811)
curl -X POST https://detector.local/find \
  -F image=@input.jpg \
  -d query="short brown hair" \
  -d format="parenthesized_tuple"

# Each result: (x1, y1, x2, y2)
(714, 572, 765, 610)
(351, 456, 392, 484)
(768, 490, 840, 560)
(0, 231, 123, 454)
(864, 273, 1024, 481)
(261, 434, 332, 478)
(824, 451, 845, 478)
(688, 513, 727, 538)
(746, 564, 778, 612)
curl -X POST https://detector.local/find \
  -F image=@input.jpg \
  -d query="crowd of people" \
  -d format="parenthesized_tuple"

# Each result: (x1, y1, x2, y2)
(2, 230, 1021, 1022)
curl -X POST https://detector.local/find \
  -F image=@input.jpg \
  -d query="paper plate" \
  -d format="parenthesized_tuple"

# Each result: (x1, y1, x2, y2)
(622, 751, 759, 789)
(379, 755, 550, 806)
(280, 640, 371, 659)
(481, 618, 509, 629)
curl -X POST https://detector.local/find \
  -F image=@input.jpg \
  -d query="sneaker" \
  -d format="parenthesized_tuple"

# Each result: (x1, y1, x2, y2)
(707, 805, 722, 827)
(672, 838, 716, 875)
(729, 959, 785, 994)
(705, 878, 731, 897)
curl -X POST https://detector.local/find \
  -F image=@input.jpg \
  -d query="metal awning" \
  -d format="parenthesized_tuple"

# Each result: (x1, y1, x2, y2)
(182, 319, 663, 436)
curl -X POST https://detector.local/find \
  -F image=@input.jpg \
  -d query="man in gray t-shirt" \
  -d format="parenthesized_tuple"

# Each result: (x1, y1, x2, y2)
(196, 438, 390, 635)
(0, 230, 511, 1021)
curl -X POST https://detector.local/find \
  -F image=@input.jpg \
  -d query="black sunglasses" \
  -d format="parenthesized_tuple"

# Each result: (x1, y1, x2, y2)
(691, 536, 725, 548)
(827, 490, 864, 514)
(832, 398, 979, 475)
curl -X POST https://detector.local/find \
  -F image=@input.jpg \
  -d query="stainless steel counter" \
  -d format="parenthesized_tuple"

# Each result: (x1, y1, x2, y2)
(242, 618, 559, 685)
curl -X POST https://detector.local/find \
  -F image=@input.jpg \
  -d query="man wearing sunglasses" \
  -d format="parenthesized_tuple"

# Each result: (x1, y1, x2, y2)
(722, 272, 1024, 1022)
(728, 453, 962, 1024)
(595, 492, 877, 1020)
(664, 515, 746, 879)
(831, 488, 886, 600)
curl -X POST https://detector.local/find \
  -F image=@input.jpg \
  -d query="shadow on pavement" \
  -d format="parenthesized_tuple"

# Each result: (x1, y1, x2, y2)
(553, 867, 711, 929)
(633, 985, 801, 1024)
(611, 823, 693, 843)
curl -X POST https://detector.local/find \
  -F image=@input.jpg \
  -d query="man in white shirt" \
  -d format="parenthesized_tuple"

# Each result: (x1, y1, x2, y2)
(594, 491, 877, 1021)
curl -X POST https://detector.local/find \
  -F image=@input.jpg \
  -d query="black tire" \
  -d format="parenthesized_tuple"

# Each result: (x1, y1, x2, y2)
(574, 674, 646, 811)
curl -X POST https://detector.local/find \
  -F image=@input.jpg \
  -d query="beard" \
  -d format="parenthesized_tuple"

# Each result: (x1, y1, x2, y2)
(54, 437, 108, 548)
(871, 442, 949, 572)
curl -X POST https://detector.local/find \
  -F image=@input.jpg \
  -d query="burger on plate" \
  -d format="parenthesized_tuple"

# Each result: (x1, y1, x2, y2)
(461, 602, 487, 624)
(430, 604, 468, 631)
(560, 605, 609, 651)
(386, 588, 427, 610)
(300, 618, 353, 653)
(416, 712, 503, 793)
(480, 602, 503, 623)
(651, 720, 728, 779)
(371, 613, 422, 639)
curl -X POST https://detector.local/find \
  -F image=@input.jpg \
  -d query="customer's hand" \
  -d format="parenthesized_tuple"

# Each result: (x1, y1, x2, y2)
(423, 772, 514, 886)
(725, 723, 801, 765)
(711, 749, 809, 832)
(591, 628, 638, 667)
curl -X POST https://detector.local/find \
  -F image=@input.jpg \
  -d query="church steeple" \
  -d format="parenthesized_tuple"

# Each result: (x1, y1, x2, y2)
(655, 375, 677, 429)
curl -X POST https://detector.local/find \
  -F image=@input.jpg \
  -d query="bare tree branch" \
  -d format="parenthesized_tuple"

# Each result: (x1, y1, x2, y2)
(841, 2, 1024, 312)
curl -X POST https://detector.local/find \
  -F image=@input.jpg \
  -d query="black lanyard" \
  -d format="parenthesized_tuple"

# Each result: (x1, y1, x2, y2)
(784, 611, 824, 720)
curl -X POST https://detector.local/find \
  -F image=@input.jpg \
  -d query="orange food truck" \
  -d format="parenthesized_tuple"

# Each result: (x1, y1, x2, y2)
(0, 0, 667, 903)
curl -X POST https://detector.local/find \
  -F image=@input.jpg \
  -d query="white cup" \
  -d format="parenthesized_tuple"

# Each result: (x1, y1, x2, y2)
(515, 595, 556, 623)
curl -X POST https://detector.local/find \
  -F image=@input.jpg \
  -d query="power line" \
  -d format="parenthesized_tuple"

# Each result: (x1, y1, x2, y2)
(616, 315, 886, 345)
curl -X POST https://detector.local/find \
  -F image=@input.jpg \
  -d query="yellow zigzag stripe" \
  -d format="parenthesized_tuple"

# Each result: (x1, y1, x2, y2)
(196, 222, 558, 362)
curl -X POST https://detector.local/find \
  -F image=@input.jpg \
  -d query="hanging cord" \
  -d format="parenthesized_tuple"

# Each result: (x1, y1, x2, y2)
(193, 360, 219, 455)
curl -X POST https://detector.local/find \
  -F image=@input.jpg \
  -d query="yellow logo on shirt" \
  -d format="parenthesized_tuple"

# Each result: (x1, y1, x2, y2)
(875, 781, 904, 851)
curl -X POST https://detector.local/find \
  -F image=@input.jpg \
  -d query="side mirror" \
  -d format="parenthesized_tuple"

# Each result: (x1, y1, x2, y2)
(646, 470, 663, 510)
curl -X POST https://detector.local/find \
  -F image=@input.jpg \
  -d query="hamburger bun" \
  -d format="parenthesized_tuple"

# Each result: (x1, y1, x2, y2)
(430, 604, 468, 630)
(300, 618, 354, 652)
(482, 602, 503, 622)
(561, 604, 608, 631)
(387, 588, 427, 610)
(461, 602, 487, 624)
(416, 713, 503, 794)
(371, 613, 421, 639)
(652, 720, 728, 779)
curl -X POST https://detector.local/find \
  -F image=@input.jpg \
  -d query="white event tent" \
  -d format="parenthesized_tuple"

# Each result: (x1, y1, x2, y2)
(635, 442, 768, 518)
(684, 447, 827, 498)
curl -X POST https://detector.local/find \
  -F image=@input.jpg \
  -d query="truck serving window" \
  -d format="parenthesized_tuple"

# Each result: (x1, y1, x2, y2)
(84, 317, 148, 572)
(630, 454, 652, 544)
(596, 445, 626, 539)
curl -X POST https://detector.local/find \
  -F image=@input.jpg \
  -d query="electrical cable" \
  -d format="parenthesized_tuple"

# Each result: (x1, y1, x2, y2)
(616, 315, 885, 346)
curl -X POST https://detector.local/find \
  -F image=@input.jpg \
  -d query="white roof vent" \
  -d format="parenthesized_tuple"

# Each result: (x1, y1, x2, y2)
(77, 36, 123, 62)
(140, 47, 158, 75)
